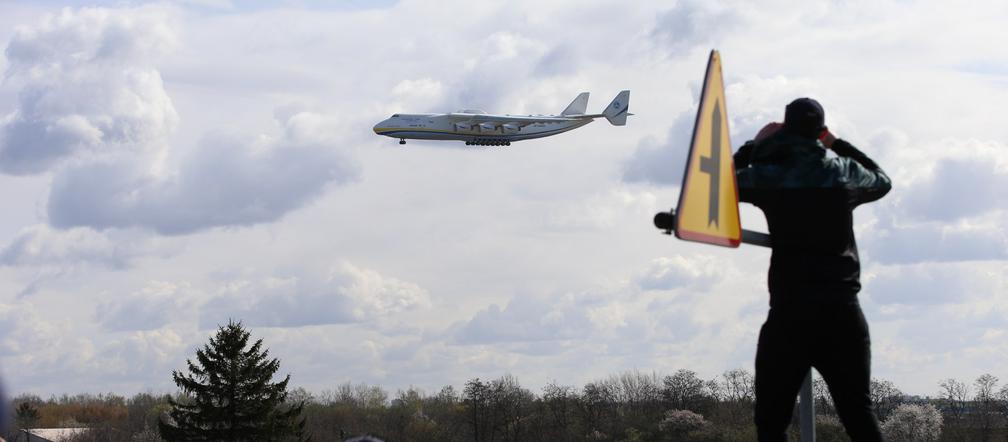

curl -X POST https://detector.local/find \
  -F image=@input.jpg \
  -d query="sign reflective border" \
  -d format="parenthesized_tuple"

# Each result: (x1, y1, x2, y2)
(674, 50, 741, 247)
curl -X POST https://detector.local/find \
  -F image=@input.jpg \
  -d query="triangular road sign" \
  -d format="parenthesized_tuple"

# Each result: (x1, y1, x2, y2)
(674, 50, 742, 247)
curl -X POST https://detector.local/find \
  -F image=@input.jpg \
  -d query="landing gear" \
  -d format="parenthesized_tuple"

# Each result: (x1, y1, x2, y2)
(399, 139, 406, 145)
(467, 138, 512, 147)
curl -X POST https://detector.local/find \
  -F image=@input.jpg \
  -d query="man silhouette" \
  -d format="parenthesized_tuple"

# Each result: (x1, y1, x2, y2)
(734, 98, 891, 441)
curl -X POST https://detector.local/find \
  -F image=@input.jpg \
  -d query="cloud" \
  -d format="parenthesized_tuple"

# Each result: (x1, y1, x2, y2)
(649, 1, 742, 59)
(198, 262, 431, 329)
(622, 111, 695, 185)
(637, 255, 724, 292)
(98, 329, 185, 380)
(862, 217, 1008, 265)
(2, 7, 360, 235)
(0, 301, 98, 380)
(47, 112, 359, 235)
(543, 189, 657, 231)
(391, 77, 444, 103)
(899, 155, 1008, 222)
(0, 7, 178, 174)
(451, 294, 594, 346)
(621, 75, 819, 186)
(0, 224, 161, 268)
(442, 32, 549, 112)
(864, 263, 994, 306)
(534, 44, 579, 77)
(449, 272, 722, 351)
(3, 0, 1008, 398)
(95, 281, 188, 331)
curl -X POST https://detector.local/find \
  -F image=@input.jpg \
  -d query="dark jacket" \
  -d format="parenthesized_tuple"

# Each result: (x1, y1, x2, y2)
(734, 131, 891, 306)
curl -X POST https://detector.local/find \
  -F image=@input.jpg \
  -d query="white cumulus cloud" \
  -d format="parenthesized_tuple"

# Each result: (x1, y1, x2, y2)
(0, 7, 178, 174)
(1, 7, 360, 235)
(198, 262, 431, 329)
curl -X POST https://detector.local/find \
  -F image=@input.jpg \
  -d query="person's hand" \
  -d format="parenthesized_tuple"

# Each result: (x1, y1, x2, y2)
(754, 122, 783, 142)
(820, 129, 837, 149)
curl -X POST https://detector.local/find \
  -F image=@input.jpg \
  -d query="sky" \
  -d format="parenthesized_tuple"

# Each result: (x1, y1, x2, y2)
(0, 0, 1006, 399)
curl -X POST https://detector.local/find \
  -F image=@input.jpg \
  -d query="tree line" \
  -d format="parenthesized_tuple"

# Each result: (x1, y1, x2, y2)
(8, 371, 1008, 441)
(5, 322, 1008, 441)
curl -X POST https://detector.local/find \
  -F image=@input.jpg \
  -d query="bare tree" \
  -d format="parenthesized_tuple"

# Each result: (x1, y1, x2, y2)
(973, 374, 999, 442)
(488, 374, 535, 442)
(705, 378, 723, 403)
(462, 375, 534, 442)
(996, 384, 1008, 442)
(721, 369, 755, 403)
(463, 378, 492, 442)
(938, 378, 969, 420)
(870, 378, 904, 421)
(662, 369, 707, 413)
(578, 380, 616, 438)
(541, 382, 577, 441)
(614, 371, 663, 437)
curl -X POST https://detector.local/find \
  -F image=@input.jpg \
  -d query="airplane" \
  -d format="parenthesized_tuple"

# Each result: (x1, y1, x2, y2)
(373, 91, 630, 146)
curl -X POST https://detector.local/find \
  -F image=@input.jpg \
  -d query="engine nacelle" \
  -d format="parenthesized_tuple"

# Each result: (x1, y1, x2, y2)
(455, 122, 473, 131)
(479, 122, 497, 131)
(501, 123, 520, 134)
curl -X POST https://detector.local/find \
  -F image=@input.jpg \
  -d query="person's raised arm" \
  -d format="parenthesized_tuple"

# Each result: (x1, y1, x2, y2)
(822, 130, 892, 204)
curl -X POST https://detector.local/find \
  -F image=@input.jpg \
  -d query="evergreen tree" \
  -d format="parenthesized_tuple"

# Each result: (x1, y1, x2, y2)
(159, 320, 308, 442)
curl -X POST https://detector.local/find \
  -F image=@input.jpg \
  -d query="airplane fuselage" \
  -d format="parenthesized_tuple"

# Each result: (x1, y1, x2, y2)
(373, 113, 593, 146)
(373, 91, 629, 146)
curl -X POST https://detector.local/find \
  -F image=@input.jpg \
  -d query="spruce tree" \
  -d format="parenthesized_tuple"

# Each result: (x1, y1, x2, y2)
(159, 320, 308, 442)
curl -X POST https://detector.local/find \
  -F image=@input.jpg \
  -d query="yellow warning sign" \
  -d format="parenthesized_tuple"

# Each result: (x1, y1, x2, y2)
(675, 50, 741, 247)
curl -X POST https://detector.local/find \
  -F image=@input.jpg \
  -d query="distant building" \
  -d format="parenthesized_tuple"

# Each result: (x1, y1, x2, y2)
(10, 428, 89, 442)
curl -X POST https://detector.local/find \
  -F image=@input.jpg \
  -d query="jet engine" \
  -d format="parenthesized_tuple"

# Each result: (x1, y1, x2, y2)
(479, 122, 497, 132)
(454, 122, 473, 131)
(501, 123, 520, 134)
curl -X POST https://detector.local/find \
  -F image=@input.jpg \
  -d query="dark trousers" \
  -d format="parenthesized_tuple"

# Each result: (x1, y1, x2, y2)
(754, 300, 883, 442)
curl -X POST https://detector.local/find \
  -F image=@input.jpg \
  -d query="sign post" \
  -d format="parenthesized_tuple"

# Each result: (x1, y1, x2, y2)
(653, 49, 815, 442)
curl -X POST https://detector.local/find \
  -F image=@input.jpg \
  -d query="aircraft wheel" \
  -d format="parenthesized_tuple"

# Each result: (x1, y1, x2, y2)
(506, 141, 511, 146)
(399, 139, 406, 145)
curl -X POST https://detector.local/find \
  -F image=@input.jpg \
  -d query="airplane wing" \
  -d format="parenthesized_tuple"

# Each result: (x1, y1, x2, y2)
(446, 113, 578, 127)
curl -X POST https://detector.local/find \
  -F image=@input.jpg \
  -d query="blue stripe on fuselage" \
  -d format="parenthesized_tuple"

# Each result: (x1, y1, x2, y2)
(377, 124, 587, 141)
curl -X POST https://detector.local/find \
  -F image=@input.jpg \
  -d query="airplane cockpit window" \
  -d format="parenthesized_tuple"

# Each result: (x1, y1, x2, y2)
(392, 114, 400, 117)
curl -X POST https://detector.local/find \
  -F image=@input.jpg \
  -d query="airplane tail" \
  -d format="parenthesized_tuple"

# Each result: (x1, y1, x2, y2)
(603, 90, 630, 126)
(561, 92, 589, 116)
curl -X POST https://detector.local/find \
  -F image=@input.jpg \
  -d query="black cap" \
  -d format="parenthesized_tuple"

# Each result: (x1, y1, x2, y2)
(783, 97, 825, 138)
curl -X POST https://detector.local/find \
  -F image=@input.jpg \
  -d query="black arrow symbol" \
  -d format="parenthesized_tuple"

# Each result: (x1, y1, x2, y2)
(698, 100, 721, 227)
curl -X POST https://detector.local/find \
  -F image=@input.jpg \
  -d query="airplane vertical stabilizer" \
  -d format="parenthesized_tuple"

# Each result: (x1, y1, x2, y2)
(603, 90, 630, 126)
(561, 92, 590, 116)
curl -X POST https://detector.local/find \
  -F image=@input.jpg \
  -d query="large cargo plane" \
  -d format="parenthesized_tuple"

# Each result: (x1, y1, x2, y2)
(373, 91, 630, 146)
